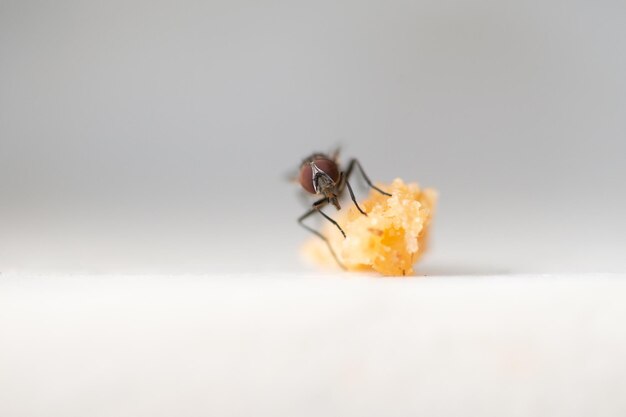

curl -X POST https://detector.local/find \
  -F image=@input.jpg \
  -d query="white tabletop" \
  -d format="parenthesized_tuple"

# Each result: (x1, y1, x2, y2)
(2, 272, 625, 417)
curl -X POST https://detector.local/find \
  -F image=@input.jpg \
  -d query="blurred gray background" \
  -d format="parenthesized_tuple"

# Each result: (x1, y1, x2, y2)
(1, 0, 625, 274)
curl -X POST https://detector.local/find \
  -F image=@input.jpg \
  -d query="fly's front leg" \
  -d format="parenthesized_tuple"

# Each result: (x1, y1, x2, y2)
(308, 197, 346, 237)
(338, 172, 367, 216)
(344, 159, 392, 197)
(297, 197, 346, 269)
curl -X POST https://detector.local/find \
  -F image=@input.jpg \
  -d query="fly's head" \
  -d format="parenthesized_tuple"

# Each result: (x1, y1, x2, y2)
(311, 163, 341, 209)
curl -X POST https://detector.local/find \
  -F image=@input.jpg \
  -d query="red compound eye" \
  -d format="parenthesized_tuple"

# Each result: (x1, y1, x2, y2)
(299, 158, 339, 194)
(299, 164, 315, 194)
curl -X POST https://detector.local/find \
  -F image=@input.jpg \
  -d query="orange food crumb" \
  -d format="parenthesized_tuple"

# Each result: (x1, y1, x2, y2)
(301, 178, 437, 276)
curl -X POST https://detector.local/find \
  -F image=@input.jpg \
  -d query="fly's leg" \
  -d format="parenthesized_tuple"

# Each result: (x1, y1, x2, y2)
(344, 176, 367, 216)
(338, 159, 390, 215)
(344, 159, 392, 197)
(298, 197, 346, 269)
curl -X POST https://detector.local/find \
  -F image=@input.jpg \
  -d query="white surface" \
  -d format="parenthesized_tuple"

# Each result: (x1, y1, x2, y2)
(2, 272, 626, 417)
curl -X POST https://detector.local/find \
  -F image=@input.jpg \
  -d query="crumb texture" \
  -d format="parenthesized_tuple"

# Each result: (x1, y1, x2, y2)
(301, 178, 437, 276)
